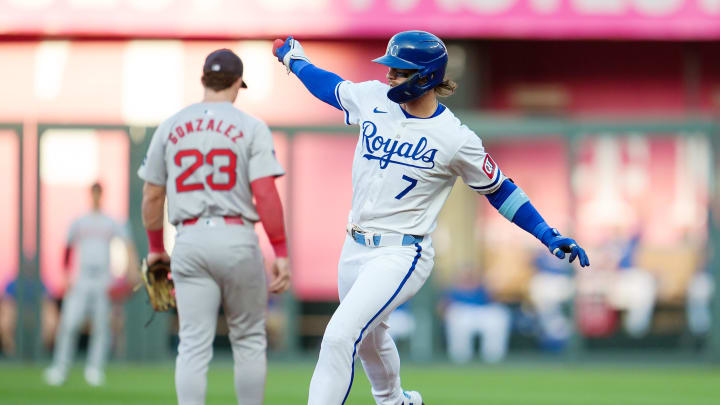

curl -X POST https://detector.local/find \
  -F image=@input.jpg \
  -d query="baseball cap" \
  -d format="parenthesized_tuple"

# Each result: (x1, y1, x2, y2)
(203, 48, 248, 88)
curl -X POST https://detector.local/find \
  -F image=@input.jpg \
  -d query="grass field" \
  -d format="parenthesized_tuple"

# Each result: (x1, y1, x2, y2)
(1, 361, 718, 404)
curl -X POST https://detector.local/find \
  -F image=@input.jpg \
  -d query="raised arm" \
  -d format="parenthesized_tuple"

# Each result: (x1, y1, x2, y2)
(272, 37, 344, 110)
(485, 179, 590, 267)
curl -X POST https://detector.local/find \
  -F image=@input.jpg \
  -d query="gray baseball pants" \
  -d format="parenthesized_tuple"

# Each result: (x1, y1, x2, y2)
(50, 279, 111, 376)
(171, 218, 268, 405)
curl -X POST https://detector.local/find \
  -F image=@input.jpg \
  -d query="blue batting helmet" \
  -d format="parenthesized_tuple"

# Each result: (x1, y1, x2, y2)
(372, 31, 448, 103)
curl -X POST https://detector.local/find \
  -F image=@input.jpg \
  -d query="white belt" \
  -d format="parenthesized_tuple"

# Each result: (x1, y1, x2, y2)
(346, 224, 424, 248)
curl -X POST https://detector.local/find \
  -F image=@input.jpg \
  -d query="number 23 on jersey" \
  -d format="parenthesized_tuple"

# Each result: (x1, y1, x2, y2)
(175, 148, 237, 192)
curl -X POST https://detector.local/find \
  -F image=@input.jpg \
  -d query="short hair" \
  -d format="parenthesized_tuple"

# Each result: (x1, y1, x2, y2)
(91, 182, 102, 193)
(201, 71, 241, 92)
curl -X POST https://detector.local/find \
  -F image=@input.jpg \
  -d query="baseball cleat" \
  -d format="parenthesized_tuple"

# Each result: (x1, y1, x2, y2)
(43, 367, 66, 386)
(84, 367, 106, 387)
(402, 390, 424, 405)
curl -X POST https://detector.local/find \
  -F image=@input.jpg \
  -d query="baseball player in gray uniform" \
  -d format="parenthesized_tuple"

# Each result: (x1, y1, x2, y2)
(44, 182, 138, 387)
(138, 48, 291, 405)
(273, 31, 590, 405)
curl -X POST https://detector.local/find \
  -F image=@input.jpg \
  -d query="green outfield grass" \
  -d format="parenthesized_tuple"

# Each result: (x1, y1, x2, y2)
(0, 361, 717, 405)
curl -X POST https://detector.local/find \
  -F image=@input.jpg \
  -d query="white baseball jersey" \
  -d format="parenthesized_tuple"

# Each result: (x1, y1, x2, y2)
(137, 102, 285, 225)
(66, 212, 128, 282)
(336, 80, 505, 236)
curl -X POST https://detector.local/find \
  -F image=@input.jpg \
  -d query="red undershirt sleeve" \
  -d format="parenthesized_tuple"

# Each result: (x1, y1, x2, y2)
(250, 176, 288, 258)
(63, 245, 73, 271)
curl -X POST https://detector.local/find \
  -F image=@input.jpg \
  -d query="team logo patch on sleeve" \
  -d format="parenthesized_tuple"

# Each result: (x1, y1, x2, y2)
(482, 155, 496, 179)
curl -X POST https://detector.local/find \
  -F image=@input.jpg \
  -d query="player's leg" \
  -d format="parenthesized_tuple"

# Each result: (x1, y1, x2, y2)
(357, 321, 403, 405)
(211, 227, 267, 405)
(46, 285, 90, 382)
(308, 237, 433, 405)
(172, 233, 222, 405)
(343, 240, 411, 405)
(85, 288, 111, 385)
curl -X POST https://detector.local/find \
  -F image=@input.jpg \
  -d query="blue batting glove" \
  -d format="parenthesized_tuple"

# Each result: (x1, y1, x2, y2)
(272, 37, 293, 62)
(272, 36, 310, 74)
(541, 228, 590, 268)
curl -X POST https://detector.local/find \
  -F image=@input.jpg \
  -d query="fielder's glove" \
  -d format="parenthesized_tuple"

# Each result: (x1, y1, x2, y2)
(541, 228, 590, 268)
(272, 36, 311, 74)
(140, 259, 176, 312)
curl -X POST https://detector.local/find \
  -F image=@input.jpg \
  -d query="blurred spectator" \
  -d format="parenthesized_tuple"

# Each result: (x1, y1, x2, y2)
(0, 277, 61, 357)
(266, 296, 288, 351)
(44, 183, 138, 387)
(606, 231, 656, 338)
(0, 280, 16, 356)
(528, 248, 574, 351)
(442, 267, 511, 364)
(386, 301, 416, 342)
(686, 267, 715, 337)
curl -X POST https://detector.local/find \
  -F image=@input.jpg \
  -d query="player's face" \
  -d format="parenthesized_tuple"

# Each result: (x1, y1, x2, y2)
(91, 187, 102, 207)
(386, 68, 416, 87)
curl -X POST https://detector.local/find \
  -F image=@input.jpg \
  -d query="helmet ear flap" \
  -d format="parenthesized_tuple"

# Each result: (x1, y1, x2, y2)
(387, 73, 424, 103)
(387, 69, 441, 103)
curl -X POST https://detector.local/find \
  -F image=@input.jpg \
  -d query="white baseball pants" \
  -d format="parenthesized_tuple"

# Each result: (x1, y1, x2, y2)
(308, 234, 434, 405)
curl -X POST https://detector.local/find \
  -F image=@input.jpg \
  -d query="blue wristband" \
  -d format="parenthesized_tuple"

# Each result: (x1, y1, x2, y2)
(290, 59, 311, 75)
(486, 179, 554, 245)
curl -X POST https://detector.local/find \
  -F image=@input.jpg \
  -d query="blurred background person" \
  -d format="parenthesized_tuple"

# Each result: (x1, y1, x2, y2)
(0, 2, 718, 404)
(686, 262, 715, 338)
(606, 230, 656, 338)
(386, 301, 416, 343)
(44, 183, 138, 387)
(107, 267, 140, 360)
(266, 296, 289, 352)
(528, 247, 574, 351)
(1, 277, 61, 357)
(0, 280, 16, 357)
(0, 279, 19, 357)
(442, 265, 511, 364)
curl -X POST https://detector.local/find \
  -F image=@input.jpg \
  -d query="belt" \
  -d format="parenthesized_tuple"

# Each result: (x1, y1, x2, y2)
(181, 216, 244, 226)
(347, 226, 423, 248)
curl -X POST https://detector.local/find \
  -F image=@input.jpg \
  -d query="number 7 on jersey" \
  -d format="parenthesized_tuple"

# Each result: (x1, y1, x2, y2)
(395, 175, 418, 200)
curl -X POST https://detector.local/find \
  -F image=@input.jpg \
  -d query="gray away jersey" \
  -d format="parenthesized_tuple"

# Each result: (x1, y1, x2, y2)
(138, 102, 285, 225)
(66, 212, 128, 281)
(335, 80, 506, 236)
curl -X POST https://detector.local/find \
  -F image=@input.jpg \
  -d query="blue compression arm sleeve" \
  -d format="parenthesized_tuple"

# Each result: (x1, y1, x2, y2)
(485, 179, 553, 244)
(290, 60, 343, 110)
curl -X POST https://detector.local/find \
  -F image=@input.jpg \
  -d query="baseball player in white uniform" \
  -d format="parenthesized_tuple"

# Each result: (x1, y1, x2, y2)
(273, 31, 590, 405)
(138, 48, 291, 405)
(44, 182, 138, 387)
